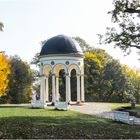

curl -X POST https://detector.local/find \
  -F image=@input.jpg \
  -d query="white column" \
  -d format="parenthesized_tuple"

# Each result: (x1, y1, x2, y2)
(69, 77, 71, 103)
(52, 74, 56, 103)
(77, 74, 80, 103)
(66, 74, 71, 103)
(56, 76, 59, 101)
(45, 76, 49, 102)
(81, 75, 85, 102)
(40, 75, 46, 104)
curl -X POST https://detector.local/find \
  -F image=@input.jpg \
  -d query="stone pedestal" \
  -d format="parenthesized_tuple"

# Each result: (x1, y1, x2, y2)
(31, 100, 47, 108)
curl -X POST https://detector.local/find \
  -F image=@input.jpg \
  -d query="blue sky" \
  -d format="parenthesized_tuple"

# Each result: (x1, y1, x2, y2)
(0, 0, 139, 69)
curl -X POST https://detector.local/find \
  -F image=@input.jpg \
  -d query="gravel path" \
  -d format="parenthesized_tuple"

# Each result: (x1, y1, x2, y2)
(70, 102, 140, 125)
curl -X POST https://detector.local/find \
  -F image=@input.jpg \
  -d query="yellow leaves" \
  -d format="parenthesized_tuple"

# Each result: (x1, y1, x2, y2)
(135, 70, 140, 79)
(0, 53, 11, 97)
(122, 64, 140, 80)
(84, 53, 103, 69)
(85, 53, 97, 59)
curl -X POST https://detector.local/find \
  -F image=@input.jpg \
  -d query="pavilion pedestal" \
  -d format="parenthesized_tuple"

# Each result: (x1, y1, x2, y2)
(31, 100, 47, 109)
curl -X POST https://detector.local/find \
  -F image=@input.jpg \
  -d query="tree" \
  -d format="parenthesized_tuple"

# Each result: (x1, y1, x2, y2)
(0, 22, 4, 31)
(7, 55, 34, 103)
(99, 0, 140, 54)
(122, 65, 140, 103)
(0, 53, 11, 97)
(132, 69, 140, 103)
(84, 50, 136, 102)
(30, 53, 40, 65)
(84, 52, 103, 101)
(101, 59, 135, 102)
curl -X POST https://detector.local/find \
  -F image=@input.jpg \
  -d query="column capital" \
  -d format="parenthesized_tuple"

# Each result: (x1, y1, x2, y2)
(45, 75, 49, 78)
(81, 74, 84, 77)
(65, 73, 70, 77)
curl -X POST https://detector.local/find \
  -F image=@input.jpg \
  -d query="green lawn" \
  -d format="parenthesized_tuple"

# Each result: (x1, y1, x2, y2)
(0, 107, 140, 139)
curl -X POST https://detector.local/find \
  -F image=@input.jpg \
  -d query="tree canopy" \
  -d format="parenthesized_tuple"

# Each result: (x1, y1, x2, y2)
(8, 55, 34, 103)
(99, 0, 140, 54)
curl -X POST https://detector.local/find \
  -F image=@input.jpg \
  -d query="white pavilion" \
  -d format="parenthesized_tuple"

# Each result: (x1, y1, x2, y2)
(32, 35, 84, 108)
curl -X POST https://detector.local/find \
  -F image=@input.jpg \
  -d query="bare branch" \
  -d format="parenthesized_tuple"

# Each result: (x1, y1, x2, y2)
(124, 8, 140, 13)
(130, 45, 140, 49)
(130, 34, 140, 38)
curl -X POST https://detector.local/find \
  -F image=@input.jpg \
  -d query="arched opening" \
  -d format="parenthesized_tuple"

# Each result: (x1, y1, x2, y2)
(53, 64, 67, 102)
(70, 69, 77, 101)
(48, 73, 52, 102)
(68, 64, 80, 103)
(59, 69, 66, 101)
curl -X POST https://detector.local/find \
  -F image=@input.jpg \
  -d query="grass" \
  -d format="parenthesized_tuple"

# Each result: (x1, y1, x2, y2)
(0, 106, 140, 139)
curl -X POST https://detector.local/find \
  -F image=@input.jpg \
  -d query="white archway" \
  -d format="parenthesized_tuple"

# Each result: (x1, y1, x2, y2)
(52, 63, 67, 103)
(68, 64, 81, 102)
(68, 64, 80, 75)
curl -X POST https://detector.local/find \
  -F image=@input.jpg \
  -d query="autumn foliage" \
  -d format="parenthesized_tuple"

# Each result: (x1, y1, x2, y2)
(0, 53, 11, 97)
(83, 48, 140, 103)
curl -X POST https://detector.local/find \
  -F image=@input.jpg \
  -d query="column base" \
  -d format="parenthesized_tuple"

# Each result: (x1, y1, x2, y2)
(81, 101, 85, 103)
(76, 101, 85, 106)
(51, 102, 55, 106)
(76, 101, 81, 104)
(68, 101, 71, 105)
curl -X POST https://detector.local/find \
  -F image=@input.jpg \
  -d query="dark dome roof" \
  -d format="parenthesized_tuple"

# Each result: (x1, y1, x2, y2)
(40, 35, 83, 56)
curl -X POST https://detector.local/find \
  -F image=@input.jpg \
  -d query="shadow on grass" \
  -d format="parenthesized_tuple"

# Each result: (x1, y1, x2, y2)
(0, 106, 28, 108)
(0, 104, 30, 108)
(0, 112, 140, 139)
